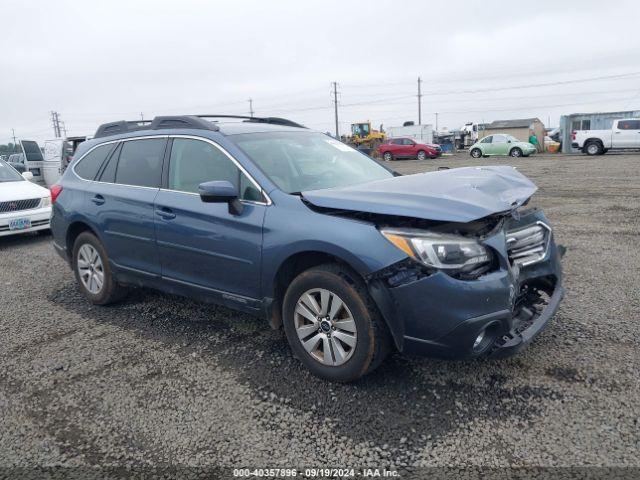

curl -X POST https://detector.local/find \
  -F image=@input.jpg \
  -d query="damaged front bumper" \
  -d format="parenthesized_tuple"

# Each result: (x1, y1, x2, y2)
(367, 209, 564, 359)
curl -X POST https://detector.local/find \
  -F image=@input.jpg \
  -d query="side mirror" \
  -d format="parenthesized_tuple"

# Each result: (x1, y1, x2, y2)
(507, 140, 512, 143)
(198, 180, 244, 215)
(22, 171, 34, 181)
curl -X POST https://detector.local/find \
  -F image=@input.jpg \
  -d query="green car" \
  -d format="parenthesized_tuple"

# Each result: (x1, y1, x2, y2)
(469, 134, 537, 158)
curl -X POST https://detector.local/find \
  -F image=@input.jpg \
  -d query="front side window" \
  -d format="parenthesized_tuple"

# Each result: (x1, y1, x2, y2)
(618, 120, 640, 130)
(480, 136, 493, 144)
(74, 143, 114, 180)
(168, 138, 261, 201)
(233, 131, 393, 193)
(115, 138, 166, 188)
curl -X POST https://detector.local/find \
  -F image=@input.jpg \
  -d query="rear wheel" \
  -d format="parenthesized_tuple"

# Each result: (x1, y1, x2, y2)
(72, 232, 127, 305)
(383, 151, 393, 161)
(417, 150, 427, 161)
(510, 147, 523, 157)
(282, 264, 391, 382)
(584, 142, 603, 156)
(470, 148, 482, 158)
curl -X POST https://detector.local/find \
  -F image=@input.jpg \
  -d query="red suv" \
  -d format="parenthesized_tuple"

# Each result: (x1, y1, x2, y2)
(378, 137, 442, 161)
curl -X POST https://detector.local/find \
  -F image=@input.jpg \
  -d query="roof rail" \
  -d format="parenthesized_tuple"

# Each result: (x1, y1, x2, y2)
(196, 115, 307, 129)
(94, 115, 220, 138)
(94, 114, 305, 139)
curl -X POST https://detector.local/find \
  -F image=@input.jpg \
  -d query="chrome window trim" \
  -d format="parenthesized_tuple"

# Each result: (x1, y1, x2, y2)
(70, 135, 167, 190)
(70, 134, 272, 205)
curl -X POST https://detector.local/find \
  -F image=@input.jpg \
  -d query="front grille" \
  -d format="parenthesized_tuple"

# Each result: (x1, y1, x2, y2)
(506, 222, 551, 267)
(0, 198, 41, 214)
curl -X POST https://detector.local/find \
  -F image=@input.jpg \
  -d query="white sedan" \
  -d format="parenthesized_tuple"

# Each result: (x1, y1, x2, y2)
(0, 160, 52, 237)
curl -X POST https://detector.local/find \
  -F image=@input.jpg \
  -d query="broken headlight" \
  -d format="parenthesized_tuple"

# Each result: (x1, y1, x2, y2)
(380, 229, 492, 275)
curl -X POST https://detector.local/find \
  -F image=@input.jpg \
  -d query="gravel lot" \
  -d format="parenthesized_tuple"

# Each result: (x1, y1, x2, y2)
(1, 152, 639, 474)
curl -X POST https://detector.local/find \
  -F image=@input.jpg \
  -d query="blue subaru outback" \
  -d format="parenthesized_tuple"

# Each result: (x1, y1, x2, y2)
(51, 115, 564, 382)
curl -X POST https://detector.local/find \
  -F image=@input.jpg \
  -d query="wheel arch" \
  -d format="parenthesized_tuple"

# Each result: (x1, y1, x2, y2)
(266, 250, 368, 330)
(65, 220, 101, 260)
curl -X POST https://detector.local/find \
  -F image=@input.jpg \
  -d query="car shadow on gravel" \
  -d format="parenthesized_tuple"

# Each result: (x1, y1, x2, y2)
(49, 282, 563, 452)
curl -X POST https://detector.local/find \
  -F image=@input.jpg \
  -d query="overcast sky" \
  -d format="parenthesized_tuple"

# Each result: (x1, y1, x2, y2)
(2, 0, 640, 144)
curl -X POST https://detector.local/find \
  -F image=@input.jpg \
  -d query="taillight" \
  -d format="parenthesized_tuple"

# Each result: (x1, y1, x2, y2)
(50, 184, 63, 203)
(571, 131, 576, 141)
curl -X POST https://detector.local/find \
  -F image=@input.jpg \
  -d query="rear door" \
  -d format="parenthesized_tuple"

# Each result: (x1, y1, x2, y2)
(82, 137, 167, 277)
(154, 137, 266, 299)
(20, 140, 45, 185)
(613, 120, 640, 148)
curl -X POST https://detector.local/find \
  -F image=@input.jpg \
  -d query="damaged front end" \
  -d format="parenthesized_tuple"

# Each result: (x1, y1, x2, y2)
(364, 207, 564, 359)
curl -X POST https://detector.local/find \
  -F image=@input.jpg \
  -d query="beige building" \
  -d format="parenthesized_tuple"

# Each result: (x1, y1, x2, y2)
(479, 118, 545, 151)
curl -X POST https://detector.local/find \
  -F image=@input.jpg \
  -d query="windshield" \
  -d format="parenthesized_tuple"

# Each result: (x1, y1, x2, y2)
(0, 160, 24, 182)
(232, 131, 393, 193)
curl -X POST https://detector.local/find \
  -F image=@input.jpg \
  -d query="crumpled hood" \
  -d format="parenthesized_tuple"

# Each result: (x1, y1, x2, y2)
(302, 165, 537, 223)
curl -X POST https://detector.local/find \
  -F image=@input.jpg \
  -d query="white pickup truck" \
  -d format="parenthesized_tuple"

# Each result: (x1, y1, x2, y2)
(572, 119, 640, 155)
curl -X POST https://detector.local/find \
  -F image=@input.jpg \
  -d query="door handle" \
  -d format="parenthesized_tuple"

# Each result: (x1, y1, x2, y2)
(156, 208, 176, 220)
(91, 194, 105, 205)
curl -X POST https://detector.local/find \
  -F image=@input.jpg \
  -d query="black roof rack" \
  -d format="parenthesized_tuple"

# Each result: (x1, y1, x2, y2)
(94, 114, 306, 139)
(195, 115, 307, 129)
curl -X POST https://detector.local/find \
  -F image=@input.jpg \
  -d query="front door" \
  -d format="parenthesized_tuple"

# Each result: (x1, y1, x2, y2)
(490, 134, 509, 155)
(154, 137, 266, 299)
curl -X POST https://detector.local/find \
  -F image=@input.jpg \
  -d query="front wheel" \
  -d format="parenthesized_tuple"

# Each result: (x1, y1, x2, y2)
(510, 147, 523, 157)
(382, 152, 393, 161)
(470, 148, 482, 158)
(282, 264, 391, 382)
(417, 150, 427, 161)
(72, 232, 127, 305)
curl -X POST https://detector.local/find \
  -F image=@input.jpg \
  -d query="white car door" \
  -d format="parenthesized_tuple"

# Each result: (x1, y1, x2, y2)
(613, 120, 640, 148)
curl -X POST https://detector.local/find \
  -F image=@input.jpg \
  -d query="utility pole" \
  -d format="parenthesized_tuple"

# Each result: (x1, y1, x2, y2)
(248, 98, 254, 117)
(61, 122, 67, 137)
(11, 128, 17, 152)
(435, 112, 439, 132)
(332, 82, 339, 139)
(51, 111, 61, 138)
(417, 76, 422, 125)
(140, 112, 144, 121)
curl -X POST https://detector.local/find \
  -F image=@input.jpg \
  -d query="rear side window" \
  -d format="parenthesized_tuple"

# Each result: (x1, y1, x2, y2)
(74, 144, 114, 180)
(115, 139, 166, 188)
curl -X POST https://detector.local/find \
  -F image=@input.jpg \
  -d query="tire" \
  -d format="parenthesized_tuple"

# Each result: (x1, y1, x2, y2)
(470, 148, 482, 158)
(417, 150, 427, 161)
(72, 231, 127, 305)
(509, 147, 523, 157)
(382, 152, 393, 162)
(282, 264, 392, 382)
(584, 142, 602, 156)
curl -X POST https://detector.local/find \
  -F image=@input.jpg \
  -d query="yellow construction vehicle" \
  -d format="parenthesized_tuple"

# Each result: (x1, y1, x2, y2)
(348, 122, 386, 150)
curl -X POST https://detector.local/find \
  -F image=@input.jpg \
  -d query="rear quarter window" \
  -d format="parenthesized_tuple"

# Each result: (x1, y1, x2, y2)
(74, 144, 114, 180)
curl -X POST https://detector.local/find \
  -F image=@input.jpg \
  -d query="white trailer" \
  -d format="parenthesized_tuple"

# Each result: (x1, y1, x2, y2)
(386, 124, 434, 143)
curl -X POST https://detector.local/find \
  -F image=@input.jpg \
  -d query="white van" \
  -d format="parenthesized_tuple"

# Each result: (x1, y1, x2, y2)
(43, 136, 88, 186)
(19, 140, 46, 186)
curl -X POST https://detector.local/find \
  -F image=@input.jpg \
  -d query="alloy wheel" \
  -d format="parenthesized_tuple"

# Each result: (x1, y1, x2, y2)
(417, 151, 426, 160)
(77, 244, 104, 294)
(294, 288, 357, 366)
(587, 143, 599, 155)
(383, 152, 392, 161)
